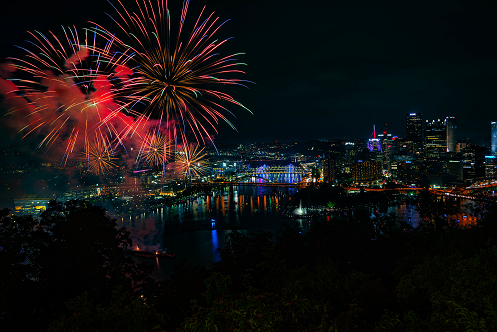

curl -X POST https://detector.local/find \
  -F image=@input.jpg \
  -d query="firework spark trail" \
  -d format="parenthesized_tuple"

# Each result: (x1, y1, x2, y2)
(175, 143, 207, 179)
(136, 129, 171, 169)
(94, 0, 252, 147)
(3, 25, 135, 164)
(1, 0, 251, 175)
(84, 133, 118, 174)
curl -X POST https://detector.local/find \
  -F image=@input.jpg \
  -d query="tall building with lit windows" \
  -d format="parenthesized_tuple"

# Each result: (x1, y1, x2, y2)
(492, 121, 497, 156)
(485, 156, 497, 179)
(446, 116, 456, 152)
(351, 161, 382, 185)
(322, 154, 335, 183)
(377, 130, 393, 173)
(406, 112, 422, 139)
(406, 112, 422, 154)
(425, 119, 447, 158)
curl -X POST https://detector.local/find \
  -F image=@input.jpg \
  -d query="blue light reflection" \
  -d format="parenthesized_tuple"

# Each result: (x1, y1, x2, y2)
(211, 230, 220, 262)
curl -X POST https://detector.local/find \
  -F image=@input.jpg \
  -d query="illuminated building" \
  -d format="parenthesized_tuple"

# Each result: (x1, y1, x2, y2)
(367, 125, 382, 153)
(406, 112, 422, 139)
(13, 195, 52, 215)
(462, 146, 476, 181)
(377, 130, 393, 174)
(446, 116, 456, 152)
(322, 155, 335, 183)
(485, 156, 497, 179)
(425, 119, 447, 158)
(406, 112, 422, 154)
(344, 142, 356, 173)
(351, 160, 382, 185)
(492, 122, 497, 155)
(456, 142, 467, 153)
(392, 161, 419, 185)
(461, 144, 487, 181)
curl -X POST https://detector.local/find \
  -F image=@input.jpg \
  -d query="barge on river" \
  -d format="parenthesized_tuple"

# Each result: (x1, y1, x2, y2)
(125, 247, 176, 259)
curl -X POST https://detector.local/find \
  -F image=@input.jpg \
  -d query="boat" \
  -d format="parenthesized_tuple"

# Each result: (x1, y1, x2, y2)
(125, 247, 176, 259)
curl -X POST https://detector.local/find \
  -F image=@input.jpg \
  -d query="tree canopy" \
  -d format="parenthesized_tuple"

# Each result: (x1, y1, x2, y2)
(0, 200, 155, 331)
(2, 195, 497, 331)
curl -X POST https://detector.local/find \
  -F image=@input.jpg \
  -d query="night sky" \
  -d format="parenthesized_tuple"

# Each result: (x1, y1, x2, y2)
(1, 0, 497, 143)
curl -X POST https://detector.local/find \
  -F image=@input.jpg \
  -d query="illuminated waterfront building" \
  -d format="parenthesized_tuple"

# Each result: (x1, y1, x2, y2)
(13, 195, 52, 215)
(446, 116, 456, 152)
(351, 160, 382, 185)
(492, 122, 497, 156)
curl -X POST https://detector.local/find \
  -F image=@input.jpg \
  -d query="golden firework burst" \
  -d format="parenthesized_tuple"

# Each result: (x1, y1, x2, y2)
(83, 137, 117, 174)
(138, 131, 172, 169)
(175, 144, 207, 179)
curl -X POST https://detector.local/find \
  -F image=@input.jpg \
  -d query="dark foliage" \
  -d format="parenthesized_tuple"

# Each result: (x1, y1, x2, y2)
(0, 200, 156, 332)
(175, 199, 497, 331)
(4, 195, 497, 331)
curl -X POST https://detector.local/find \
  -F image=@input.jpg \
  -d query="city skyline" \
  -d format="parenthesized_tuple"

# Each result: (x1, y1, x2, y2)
(1, 0, 497, 144)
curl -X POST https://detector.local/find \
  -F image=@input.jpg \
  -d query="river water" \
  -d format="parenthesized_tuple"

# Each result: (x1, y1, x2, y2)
(117, 185, 305, 280)
(116, 183, 476, 281)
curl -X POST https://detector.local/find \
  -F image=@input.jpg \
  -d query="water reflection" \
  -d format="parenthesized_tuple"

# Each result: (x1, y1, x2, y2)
(116, 186, 479, 280)
(388, 199, 477, 228)
(211, 230, 220, 263)
(389, 204, 421, 228)
(116, 185, 302, 280)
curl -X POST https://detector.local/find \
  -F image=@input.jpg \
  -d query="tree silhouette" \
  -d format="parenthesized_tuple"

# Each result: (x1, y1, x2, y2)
(0, 200, 155, 332)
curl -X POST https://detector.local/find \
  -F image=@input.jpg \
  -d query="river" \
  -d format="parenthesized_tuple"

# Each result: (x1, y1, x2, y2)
(117, 185, 305, 280)
(116, 184, 477, 281)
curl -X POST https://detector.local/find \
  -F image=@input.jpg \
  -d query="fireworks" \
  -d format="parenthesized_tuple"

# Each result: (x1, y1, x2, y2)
(175, 144, 207, 179)
(95, 0, 252, 144)
(1, 0, 251, 177)
(137, 130, 172, 169)
(84, 136, 118, 174)
(4, 25, 133, 164)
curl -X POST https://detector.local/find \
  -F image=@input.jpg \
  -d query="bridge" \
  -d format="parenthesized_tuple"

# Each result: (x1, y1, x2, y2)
(243, 165, 308, 176)
(464, 180, 497, 195)
(235, 174, 271, 182)
(201, 181, 304, 187)
(235, 164, 310, 185)
(198, 165, 310, 187)
(343, 187, 424, 193)
(342, 186, 495, 201)
(431, 182, 497, 201)
(341, 183, 496, 202)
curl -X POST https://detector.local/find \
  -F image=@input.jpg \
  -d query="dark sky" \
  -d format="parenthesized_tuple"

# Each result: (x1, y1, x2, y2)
(2, 0, 497, 143)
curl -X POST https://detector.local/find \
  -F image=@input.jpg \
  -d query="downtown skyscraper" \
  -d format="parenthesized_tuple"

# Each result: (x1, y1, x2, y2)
(446, 116, 456, 152)
(406, 112, 422, 154)
(425, 118, 447, 158)
(492, 121, 497, 155)
(406, 112, 423, 140)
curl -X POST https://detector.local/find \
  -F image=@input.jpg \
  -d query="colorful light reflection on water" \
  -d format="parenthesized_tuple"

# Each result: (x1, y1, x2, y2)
(117, 185, 302, 279)
(117, 184, 477, 280)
